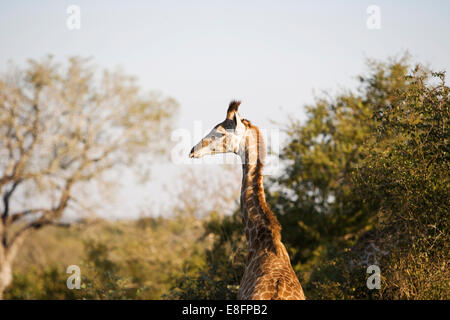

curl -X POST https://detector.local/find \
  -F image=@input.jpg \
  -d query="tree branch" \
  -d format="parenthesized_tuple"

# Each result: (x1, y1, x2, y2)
(1, 179, 22, 222)
(6, 208, 50, 225)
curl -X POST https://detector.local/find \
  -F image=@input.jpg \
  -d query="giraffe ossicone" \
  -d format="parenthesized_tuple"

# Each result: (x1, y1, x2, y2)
(190, 100, 306, 300)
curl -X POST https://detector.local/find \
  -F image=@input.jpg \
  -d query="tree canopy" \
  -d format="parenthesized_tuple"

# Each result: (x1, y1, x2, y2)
(0, 56, 178, 297)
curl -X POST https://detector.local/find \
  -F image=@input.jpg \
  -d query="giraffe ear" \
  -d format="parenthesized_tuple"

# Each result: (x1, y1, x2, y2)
(227, 100, 241, 120)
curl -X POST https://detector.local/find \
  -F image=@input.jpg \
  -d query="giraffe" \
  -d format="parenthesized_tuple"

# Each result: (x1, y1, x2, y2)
(189, 100, 306, 300)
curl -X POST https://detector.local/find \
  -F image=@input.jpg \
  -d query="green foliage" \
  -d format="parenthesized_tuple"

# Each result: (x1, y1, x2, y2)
(268, 56, 449, 299)
(6, 267, 78, 300)
(354, 67, 449, 299)
(269, 57, 413, 264)
(5, 215, 208, 300)
(77, 241, 132, 299)
(166, 211, 247, 300)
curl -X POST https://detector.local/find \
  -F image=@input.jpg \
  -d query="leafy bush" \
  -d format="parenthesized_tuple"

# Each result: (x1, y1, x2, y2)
(354, 67, 449, 299)
(271, 57, 449, 299)
(5, 215, 207, 299)
(166, 211, 246, 300)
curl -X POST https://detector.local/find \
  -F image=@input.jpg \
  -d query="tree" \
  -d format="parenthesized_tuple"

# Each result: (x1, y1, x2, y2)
(267, 55, 448, 299)
(0, 55, 178, 298)
(354, 67, 449, 299)
(267, 57, 411, 271)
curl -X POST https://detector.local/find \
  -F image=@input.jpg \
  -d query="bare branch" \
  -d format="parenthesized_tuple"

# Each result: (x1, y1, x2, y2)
(1, 179, 22, 222)
(6, 208, 50, 225)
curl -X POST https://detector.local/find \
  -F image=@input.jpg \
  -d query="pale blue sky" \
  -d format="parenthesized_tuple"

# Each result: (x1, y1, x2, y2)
(1, 1, 449, 218)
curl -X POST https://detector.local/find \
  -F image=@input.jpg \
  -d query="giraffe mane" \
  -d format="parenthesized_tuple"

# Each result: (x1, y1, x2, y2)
(245, 122, 281, 244)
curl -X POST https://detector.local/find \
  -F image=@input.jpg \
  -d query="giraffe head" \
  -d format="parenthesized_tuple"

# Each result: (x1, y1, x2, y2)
(189, 100, 246, 158)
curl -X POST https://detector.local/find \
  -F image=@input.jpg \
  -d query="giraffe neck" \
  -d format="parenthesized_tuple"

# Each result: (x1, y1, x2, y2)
(239, 126, 281, 256)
